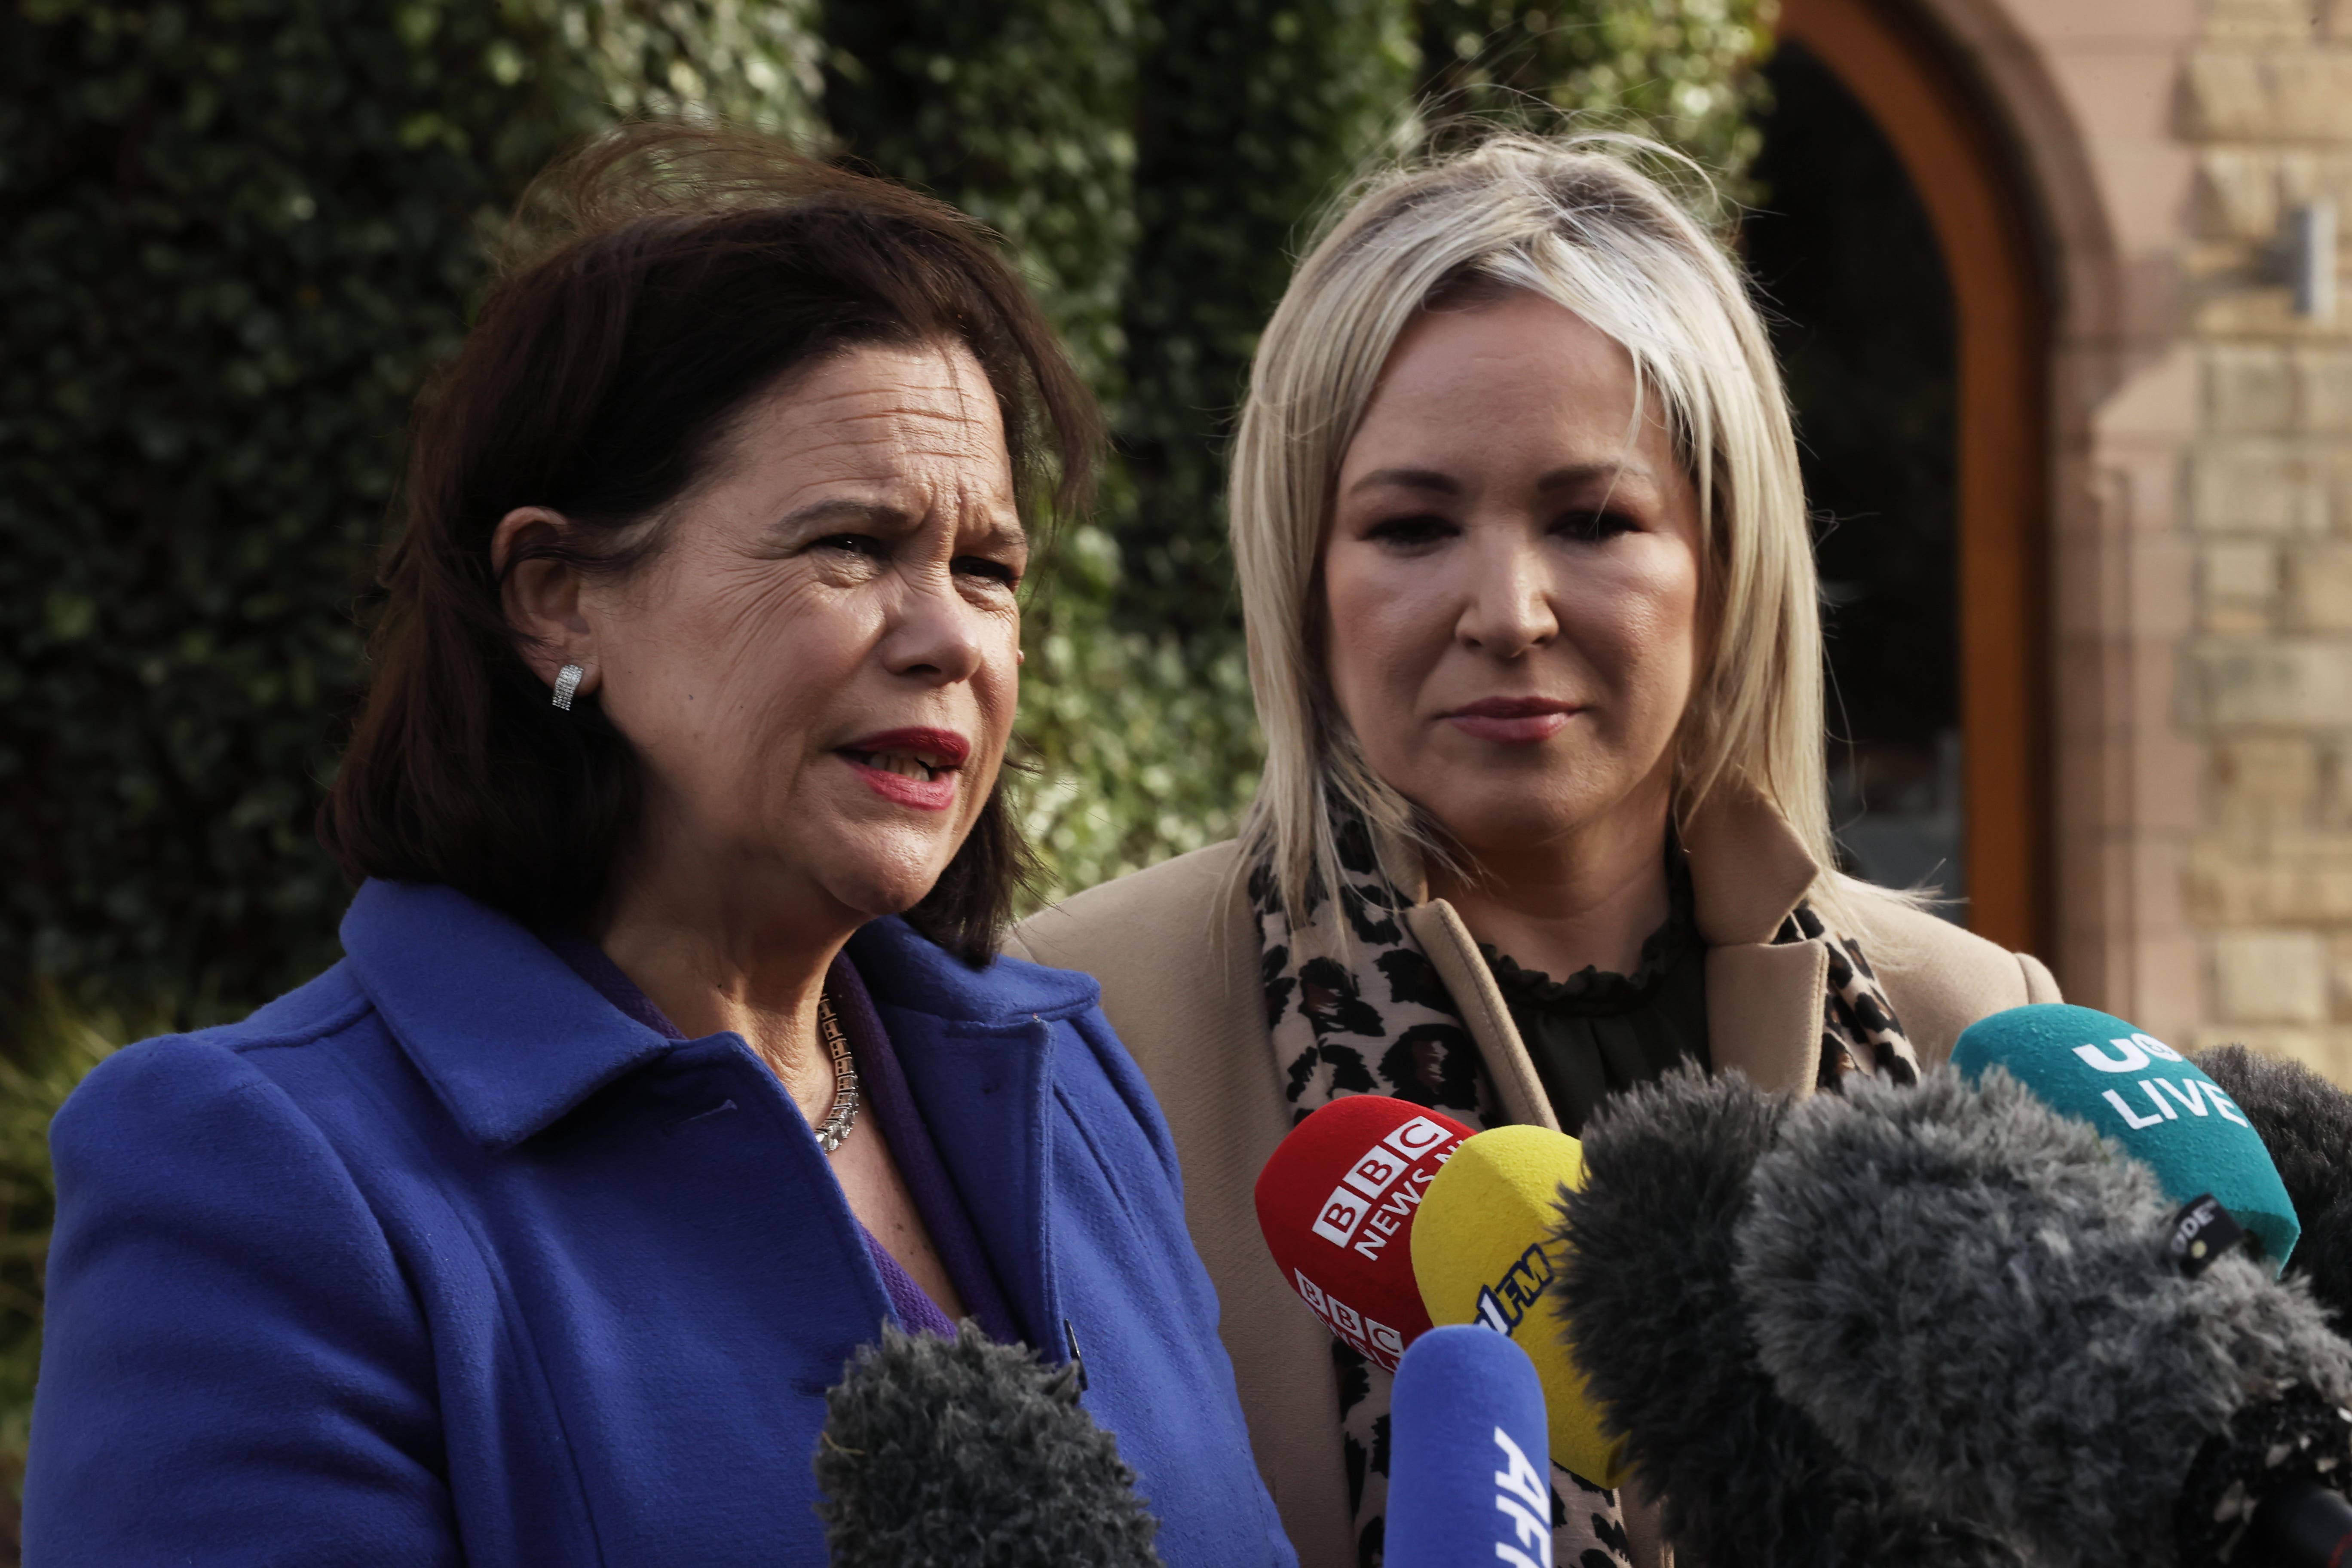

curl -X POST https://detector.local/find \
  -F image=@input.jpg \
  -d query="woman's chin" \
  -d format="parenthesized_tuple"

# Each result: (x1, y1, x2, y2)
(807, 839, 960, 922)
(1426, 793, 1631, 860)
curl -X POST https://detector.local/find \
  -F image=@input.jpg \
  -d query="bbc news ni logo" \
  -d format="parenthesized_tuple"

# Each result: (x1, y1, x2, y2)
(1310, 1115, 1461, 1260)
(1290, 1268, 1406, 1369)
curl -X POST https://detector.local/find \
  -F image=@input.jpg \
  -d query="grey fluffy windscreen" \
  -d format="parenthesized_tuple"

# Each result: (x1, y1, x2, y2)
(1548, 1064, 2021, 1568)
(813, 1322, 1163, 1568)
(1736, 1068, 2352, 1568)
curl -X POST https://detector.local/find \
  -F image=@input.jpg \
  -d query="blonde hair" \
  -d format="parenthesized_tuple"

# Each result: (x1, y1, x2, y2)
(1233, 132, 1834, 920)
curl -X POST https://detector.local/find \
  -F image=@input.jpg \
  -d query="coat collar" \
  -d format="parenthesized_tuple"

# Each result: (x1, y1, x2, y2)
(1677, 782, 1821, 947)
(343, 880, 679, 1150)
(342, 879, 1099, 1152)
(846, 915, 1101, 1027)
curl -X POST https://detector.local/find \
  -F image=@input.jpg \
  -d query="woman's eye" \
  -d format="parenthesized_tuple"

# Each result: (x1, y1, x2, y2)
(1553, 509, 1638, 543)
(816, 533, 889, 560)
(1364, 513, 1456, 548)
(953, 554, 1021, 588)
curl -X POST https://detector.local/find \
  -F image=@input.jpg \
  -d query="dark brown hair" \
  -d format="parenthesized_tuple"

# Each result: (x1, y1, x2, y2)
(320, 126, 1099, 962)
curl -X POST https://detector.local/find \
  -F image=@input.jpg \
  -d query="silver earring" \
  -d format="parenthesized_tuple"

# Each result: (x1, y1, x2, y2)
(551, 664, 584, 712)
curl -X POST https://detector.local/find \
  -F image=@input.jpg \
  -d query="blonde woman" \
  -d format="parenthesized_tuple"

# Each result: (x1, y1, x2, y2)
(1010, 135, 2059, 1568)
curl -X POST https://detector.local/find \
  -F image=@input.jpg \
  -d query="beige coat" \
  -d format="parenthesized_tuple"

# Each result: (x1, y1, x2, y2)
(1007, 787, 2061, 1568)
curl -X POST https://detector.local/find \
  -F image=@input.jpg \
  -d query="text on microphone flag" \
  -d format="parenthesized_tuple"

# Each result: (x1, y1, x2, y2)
(2067, 1028, 2256, 1130)
(1385, 1325, 1556, 1568)
(1952, 1003, 2297, 1270)
(1473, 1243, 1554, 1335)
(1412, 1123, 1632, 1486)
(1492, 1423, 1554, 1568)
(1256, 1096, 1476, 1372)
(1307, 1115, 1464, 1251)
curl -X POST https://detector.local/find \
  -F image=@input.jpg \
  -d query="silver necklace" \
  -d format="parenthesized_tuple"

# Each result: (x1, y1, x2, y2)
(814, 994, 861, 1154)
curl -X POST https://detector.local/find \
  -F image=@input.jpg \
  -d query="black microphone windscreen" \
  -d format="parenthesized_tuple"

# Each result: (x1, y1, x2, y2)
(1551, 1065, 2021, 1568)
(814, 1322, 1164, 1568)
(2195, 1044, 2352, 1327)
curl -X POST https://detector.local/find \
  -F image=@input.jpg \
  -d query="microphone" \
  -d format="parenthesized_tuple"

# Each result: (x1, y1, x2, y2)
(1736, 1066, 2352, 1568)
(1550, 1066, 2015, 1568)
(813, 1321, 1164, 1567)
(1410, 1124, 1628, 1486)
(1951, 1004, 2299, 1271)
(1253, 1095, 1473, 1371)
(1386, 1325, 1555, 1568)
(2193, 1044, 2352, 1328)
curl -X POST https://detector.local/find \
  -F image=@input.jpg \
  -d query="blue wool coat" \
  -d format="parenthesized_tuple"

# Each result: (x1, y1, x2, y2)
(24, 880, 1296, 1568)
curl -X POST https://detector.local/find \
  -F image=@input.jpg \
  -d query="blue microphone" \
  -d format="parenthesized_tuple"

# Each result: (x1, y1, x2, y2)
(1951, 1003, 2300, 1271)
(1387, 1324, 1554, 1568)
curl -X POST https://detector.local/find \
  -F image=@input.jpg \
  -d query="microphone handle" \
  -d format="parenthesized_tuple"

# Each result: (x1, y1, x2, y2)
(2249, 1481, 2352, 1568)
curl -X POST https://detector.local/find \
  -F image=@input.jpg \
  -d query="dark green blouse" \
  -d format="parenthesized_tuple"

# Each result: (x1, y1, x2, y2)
(1479, 859, 1709, 1138)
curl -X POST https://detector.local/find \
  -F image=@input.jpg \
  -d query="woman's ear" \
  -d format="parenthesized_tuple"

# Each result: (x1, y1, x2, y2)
(491, 506, 598, 698)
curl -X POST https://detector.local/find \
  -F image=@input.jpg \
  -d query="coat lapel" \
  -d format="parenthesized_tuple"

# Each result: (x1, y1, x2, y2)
(847, 919, 1096, 1359)
(882, 1009, 1062, 1352)
(1391, 782, 1834, 1119)
(1402, 902, 1559, 1132)
(1703, 941, 1827, 1096)
(341, 879, 682, 1150)
(1681, 784, 1831, 1099)
(1680, 784, 1822, 949)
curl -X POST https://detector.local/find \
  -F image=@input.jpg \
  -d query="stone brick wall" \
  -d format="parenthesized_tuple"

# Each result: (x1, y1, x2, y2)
(2182, 0, 2352, 1074)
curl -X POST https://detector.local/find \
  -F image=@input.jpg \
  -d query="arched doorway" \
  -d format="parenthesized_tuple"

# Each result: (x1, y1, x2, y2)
(1749, 39, 1963, 916)
(1771, 0, 2052, 958)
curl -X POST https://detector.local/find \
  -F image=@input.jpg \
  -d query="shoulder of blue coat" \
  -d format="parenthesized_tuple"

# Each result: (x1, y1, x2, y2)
(128, 967, 369, 1081)
(58, 964, 371, 1100)
(227, 961, 375, 1044)
(850, 915, 1101, 1024)
(52, 973, 376, 1170)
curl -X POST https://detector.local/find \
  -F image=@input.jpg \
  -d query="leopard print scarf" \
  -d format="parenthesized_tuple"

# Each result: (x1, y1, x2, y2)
(1251, 812, 1919, 1567)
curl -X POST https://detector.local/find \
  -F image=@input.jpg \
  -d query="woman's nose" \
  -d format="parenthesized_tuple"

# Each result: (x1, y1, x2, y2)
(1455, 534, 1559, 658)
(879, 569, 990, 685)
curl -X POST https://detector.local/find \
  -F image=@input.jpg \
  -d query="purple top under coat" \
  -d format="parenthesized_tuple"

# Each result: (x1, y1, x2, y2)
(544, 931, 1020, 1344)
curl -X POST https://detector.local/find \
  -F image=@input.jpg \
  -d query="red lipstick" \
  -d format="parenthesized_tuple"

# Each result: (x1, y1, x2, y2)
(1441, 697, 1581, 745)
(836, 727, 970, 811)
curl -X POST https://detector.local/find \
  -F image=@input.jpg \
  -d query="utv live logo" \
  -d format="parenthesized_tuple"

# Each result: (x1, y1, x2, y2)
(2071, 1033, 2253, 1132)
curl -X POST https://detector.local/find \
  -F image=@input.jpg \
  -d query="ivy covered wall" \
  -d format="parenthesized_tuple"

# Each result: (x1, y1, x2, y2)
(0, 0, 822, 1020)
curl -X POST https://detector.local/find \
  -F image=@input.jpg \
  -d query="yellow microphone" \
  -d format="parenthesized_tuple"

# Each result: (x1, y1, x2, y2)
(1409, 1124, 1629, 1487)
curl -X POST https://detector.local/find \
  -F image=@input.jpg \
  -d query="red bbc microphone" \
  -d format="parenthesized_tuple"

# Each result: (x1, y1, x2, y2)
(1254, 1096, 1475, 1371)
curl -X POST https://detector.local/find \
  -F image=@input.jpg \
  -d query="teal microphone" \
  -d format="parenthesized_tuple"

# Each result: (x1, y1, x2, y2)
(1951, 1003, 2299, 1271)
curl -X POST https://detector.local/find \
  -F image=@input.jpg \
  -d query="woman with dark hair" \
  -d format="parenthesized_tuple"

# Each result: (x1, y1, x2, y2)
(24, 129, 1294, 1568)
